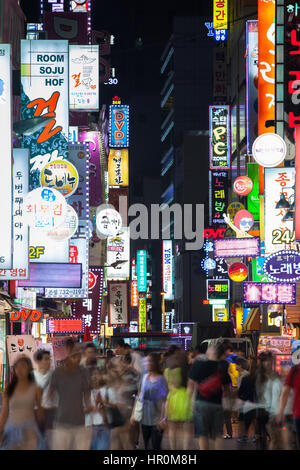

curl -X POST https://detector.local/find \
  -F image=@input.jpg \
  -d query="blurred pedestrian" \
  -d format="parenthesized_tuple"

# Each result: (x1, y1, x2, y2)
(237, 356, 257, 444)
(0, 356, 44, 450)
(277, 361, 300, 449)
(49, 344, 92, 450)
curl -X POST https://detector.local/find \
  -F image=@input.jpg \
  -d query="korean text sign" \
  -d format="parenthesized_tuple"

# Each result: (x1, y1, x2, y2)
(108, 149, 129, 186)
(69, 45, 99, 111)
(209, 171, 228, 225)
(207, 279, 229, 301)
(213, 0, 228, 29)
(137, 250, 147, 292)
(162, 241, 173, 300)
(209, 106, 230, 170)
(0, 44, 12, 269)
(21, 40, 69, 188)
(138, 297, 147, 333)
(107, 228, 130, 280)
(243, 282, 296, 304)
(109, 105, 129, 148)
(263, 250, 300, 282)
(108, 281, 129, 326)
(264, 167, 295, 254)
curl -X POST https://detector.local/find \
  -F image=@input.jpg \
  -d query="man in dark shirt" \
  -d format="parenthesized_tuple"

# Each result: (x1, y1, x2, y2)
(188, 342, 231, 450)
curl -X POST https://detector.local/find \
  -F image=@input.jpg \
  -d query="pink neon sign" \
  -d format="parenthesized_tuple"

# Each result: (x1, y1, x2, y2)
(243, 282, 296, 304)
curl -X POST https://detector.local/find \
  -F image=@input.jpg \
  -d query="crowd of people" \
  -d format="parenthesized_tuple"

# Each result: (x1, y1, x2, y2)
(0, 338, 299, 450)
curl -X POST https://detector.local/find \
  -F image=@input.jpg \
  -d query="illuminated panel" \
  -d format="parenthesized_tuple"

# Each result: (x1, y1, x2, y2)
(108, 281, 129, 326)
(243, 282, 296, 304)
(108, 149, 129, 186)
(138, 297, 147, 333)
(47, 318, 85, 334)
(214, 238, 260, 258)
(263, 250, 300, 282)
(162, 240, 174, 301)
(246, 20, 258, 154)
(207, 279, 229, 301)
(109, 105, 129, 148)
(136, 250, 147, 292)
(69, 45, 99, 111)
(213, 0, 228, 29)
(131, 281, 138, 307)
(209, 105, 230, 170)
(18, 263, 82, 288)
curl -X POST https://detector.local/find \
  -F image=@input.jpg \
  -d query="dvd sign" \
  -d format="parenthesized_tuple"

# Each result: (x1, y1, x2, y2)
(10, 309, 43, 323)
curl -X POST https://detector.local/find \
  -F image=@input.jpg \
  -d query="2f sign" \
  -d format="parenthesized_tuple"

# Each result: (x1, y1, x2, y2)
(10, 309, 42, 323)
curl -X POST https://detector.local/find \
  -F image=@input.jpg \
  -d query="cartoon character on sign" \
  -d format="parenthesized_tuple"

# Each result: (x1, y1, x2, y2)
(234, 210, 254, 232)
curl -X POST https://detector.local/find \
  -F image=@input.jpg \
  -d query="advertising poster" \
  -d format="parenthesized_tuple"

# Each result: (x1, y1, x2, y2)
(109, 105, 129, 148)
(47, 336, 72, 367)
(108, 149, 129, 186)
(108, 281, 129, 326)
(107, 228, 130, 280)
(0, 44, 12, 269)
(21, 39, 69, 189)
(264, 167, 295, 254)
(69, 45, 99, 111)
(246, 20, 258, 154)
(72, 267, 104, 334)
(209, 105, 230, 170)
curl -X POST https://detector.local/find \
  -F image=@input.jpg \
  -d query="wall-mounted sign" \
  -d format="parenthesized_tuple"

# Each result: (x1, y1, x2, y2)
(47, 318, 85, 334)
(138, 297, 147, 333)
(228, 262, 249, 282)
(252, 133, 286, 167)
(209, 105, 230, 170)
(247, 163, 260, 221)
(263, 250, 300, 283)
(213, 0, 228, 29)
(0, 44, 12, 269)
(252, 257, 271, 282)
(107, 228, 130, 280)
(21, 40, 69, 188)
(214, 238, 260, 258)
(227, 202, 245, 222)
(136, 250, 147, 293)
(213, 305, 228, 322)
(24, 187, 67, 230)
(10, 309, 43, 323)
(71, 0, 89, 12)
(7, 335, 36, 366)
(109, 105, 129, 148)
(78, 131, 103, 206)
(264, 167, 295, 254)
(209, 171, 229, 225)
(45, 204, 78, 241)
(108, 281, 129, 326)
(243, 282, 296, 304)
(108, 149, 129, 186)
(207, 279, 229, 300)
(96, 206, 122, 238)
(69, 45, 99, 111)
(40, 160, 79, 197)
(246, 20, 258, 154)
(131, 281, 138, 307)
(233, 176, 253, 196)
(234, 210, 254, 232)
(44, 12, 88, 44)
(162, 240, 173, 301)
(18, 263, 82, 288)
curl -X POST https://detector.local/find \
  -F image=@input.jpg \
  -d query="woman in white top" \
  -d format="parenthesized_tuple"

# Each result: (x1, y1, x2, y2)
(85, 368, 116, 450)
(0, 356, 44, 450)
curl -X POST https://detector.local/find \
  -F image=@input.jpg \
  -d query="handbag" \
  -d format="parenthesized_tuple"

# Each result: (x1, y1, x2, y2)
(198, 371, 223, 399)
(133, 400, 143, 422)
(105, 388, 125, 429)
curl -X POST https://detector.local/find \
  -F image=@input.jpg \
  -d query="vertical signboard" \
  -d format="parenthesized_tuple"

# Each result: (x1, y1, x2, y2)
(247, 163, 260, 221)
(78, 131, 103, 206)
(138, 297, 147, 333)
(213, 0, 228, 29)
(162, 241, 173, 301)
(72, 267, 104, 334)
(108, 149, 129, 186)
(131, 281, 138, 307)
(21, 40, 69, 189)
(264, 167, 295, 254)
(209, 171, 228, 226)
(137, 250, 147, 293)
(108, 281, 129, 326)
(213, 47, 227, 103)
(0, 44, 12, 269)
(209, 105, 230, 170)
(106, 227, 130, 280)
(109, 105, 129, 148)
(258, 0, 275, 136)
(69, 45, 99, 111)
(246, 20, 259, 154)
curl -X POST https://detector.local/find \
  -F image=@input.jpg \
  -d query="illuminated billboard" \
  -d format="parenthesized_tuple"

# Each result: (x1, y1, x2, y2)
(207, 279, 229, 301)
(214, 238, 260, 258)
(21, 40, 69, 188)
(109, 105, 129, 148)
(108, 281, 129, 326)
(137, 250, 147, 292)
(243, 282, 296, 305)
(162, 241, 173, 301)
(108, 149, 129, 186)
(209, 105, 230, 170)
(213, 0, 228, 29)
(0, 44, 12, 269)
(264, 168, 295, 254)
(69, 45, 99, 111)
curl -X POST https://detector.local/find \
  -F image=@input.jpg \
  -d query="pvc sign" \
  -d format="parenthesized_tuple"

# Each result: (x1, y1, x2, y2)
(137, 250, 147, 293)
(0, 44, 12, 269)
(162, 240, 173, 301)
(108, 281, 129, 326)
(258, 0, 275, 135)
(214, 238, 260, 258)
(246, 20, 258, 154)
(109, 105, 129, 148)
(207, 279, 229, 300)
(264, 168, 295, 254)
(21, 40, 69, 188)
(252, 133, 286, 167)
(263, 251, 300, 283)
(209, 105, 230, 170)
(69, 45, 99, 111)
(108, 149, 129, 186)
(40, 160, 79, 197)
(243, 282, 296, 305)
